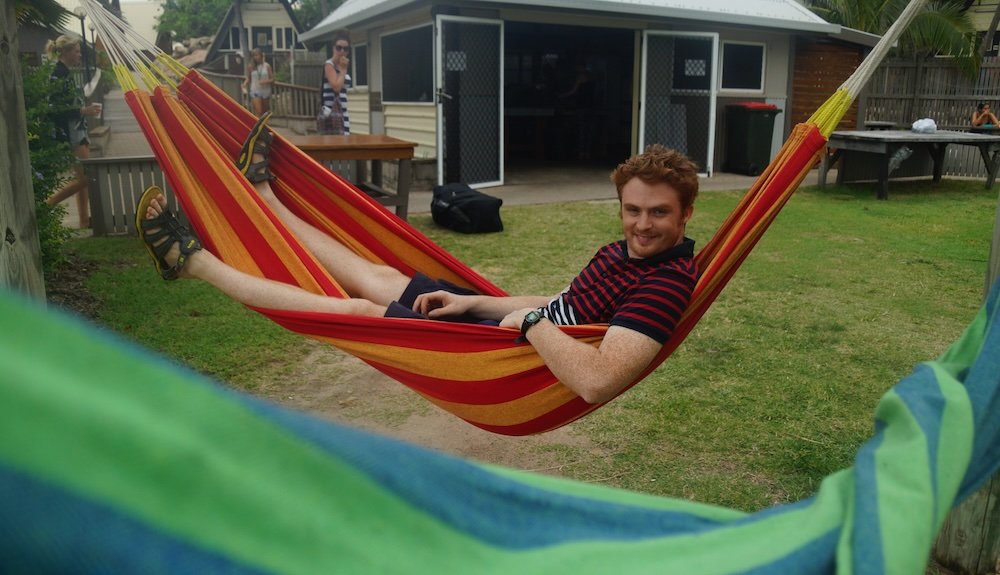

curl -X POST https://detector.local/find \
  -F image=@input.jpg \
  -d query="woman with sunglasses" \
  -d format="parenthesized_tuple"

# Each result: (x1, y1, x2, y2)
(317, 30, 351, 135)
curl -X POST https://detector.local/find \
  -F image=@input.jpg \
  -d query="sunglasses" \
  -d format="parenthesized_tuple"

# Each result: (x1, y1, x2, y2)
(334, 44, 350, 52)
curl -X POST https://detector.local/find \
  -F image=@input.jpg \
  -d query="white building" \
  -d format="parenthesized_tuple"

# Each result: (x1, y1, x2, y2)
(299, 0, 870, 187)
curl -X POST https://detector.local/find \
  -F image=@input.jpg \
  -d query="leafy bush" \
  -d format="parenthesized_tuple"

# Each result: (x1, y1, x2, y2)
(22, 59, 74, 270)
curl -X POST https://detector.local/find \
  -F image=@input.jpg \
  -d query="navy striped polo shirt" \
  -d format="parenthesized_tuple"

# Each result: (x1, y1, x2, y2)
(541, 238, 697, 343)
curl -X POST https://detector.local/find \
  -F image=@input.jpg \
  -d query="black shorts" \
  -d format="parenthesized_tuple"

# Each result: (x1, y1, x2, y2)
(385, 272, 494, 324)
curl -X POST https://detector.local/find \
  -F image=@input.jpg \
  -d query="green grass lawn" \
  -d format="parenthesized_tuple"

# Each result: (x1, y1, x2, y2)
(66, 178, 997, 512)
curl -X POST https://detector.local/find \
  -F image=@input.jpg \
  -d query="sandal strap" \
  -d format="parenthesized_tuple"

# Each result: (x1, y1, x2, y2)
(169, 234, 203, 281)
(138, 207, 202, 281)
(237, 112, 274, 182)
(246, 155, 272, 183)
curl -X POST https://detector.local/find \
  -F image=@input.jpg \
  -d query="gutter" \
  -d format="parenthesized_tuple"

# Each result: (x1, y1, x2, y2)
(300, 0, 840, 43)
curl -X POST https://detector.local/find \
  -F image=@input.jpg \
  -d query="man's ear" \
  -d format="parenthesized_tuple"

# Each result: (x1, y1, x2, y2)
(681, 205, 694, 225)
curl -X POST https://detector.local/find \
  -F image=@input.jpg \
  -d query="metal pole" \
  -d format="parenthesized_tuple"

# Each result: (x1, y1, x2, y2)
(77, 13, 91, 84)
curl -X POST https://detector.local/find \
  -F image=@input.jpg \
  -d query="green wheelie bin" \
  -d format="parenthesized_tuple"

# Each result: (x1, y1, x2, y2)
(725, 102, 781, 176)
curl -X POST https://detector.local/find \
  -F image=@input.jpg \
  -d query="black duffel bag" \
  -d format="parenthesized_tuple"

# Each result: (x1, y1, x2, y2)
(430, 183, 503, 234)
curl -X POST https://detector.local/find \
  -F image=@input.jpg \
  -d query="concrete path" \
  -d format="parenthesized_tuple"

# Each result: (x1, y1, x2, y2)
(407, 164, 828, 215)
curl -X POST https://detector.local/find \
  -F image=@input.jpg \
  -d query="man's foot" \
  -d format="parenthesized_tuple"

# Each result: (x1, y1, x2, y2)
(236, 111, 274, 183)
(135, 186, 202, 281)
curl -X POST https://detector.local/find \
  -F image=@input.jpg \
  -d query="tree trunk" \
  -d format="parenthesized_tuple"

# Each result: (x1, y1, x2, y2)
(0, 0, 46, 298)
(931, 194, 1000, 574)
(979, 1, 1000, 56)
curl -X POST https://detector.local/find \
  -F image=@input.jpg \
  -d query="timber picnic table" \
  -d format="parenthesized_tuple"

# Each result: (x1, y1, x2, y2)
(818, 129, 1000, 199)
(285, 134, 417, 219)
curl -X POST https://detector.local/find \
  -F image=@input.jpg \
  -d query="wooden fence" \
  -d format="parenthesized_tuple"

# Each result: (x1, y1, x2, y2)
(862, 56, 1000, 178)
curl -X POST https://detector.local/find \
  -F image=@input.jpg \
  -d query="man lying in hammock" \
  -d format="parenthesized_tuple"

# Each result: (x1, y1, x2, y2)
(137, 116, 699, 404)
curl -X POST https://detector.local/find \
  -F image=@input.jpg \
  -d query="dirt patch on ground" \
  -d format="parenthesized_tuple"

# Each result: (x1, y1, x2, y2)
(256, 344, 606, 472)
(44, 250, 102, 322)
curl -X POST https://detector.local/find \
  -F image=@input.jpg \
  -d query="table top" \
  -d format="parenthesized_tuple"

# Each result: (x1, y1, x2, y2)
(830, 129, 1000, 144)
(286, 134, 416, 152)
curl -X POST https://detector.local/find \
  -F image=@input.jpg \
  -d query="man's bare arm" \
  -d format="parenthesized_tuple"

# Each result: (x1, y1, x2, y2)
(413, 291, 552, 321)
(504, 314, 662, 404)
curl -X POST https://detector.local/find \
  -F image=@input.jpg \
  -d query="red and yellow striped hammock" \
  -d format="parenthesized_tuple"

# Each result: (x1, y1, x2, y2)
(93, 0, 916, 435)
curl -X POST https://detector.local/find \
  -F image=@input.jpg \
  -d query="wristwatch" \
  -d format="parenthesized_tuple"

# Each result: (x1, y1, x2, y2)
(520, 309, 544, 337)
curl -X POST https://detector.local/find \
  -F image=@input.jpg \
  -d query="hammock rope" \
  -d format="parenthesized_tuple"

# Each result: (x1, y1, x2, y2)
(81, 0, 927, 435)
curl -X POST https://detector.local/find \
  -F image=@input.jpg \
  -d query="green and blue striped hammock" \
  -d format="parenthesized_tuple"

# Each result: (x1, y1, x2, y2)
(0, 278, 997, 573)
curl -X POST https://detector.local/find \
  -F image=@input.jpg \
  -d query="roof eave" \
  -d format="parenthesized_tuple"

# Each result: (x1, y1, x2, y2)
(300, 0, 840, 43)
(300, 0, 416, 43)
(829, 26, 881, 48)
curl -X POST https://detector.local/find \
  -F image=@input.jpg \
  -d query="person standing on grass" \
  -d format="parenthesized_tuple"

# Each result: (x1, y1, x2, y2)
(45, 35, 102, 229)
(317, 30, 351, 135)
(135, 116, 699, 404)
(242, 48, 273, 118)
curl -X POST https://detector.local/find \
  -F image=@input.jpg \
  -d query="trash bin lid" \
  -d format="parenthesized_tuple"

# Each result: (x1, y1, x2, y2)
(730, 101, 779, 111)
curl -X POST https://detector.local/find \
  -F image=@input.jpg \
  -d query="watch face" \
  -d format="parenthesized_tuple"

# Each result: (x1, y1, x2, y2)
(521, 310, 542, 335)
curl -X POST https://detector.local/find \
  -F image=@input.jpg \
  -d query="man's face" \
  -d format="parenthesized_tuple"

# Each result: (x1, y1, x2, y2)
(619, 178, 693, 259)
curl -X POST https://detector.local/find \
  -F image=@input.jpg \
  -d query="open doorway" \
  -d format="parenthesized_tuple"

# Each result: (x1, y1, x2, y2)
(504, 23, 635, 181)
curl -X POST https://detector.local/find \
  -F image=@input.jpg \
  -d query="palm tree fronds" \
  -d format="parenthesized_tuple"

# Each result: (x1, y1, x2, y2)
(16, 0, 72, 31)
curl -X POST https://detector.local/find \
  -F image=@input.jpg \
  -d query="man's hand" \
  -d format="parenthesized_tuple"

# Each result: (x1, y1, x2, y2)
(499, 308, 533, 330)
(413, 290, 474, 319)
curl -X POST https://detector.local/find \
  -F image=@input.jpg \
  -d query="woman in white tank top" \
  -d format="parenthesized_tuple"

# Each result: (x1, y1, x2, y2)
(242, 48, 273, 117)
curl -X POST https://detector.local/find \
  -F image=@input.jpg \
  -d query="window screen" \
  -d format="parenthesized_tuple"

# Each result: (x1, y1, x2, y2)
(381, 26, 433, 102)
(721, 42, 764, 91)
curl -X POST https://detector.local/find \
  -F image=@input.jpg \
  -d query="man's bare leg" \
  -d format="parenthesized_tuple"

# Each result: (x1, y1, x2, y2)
(249, 154, 410, 306)
(143, 192, 386, 317)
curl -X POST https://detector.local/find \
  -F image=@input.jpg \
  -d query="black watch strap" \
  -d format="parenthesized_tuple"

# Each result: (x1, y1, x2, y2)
(520, 309, 544, 336)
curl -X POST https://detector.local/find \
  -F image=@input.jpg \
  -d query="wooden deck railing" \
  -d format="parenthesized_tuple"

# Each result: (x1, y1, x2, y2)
(199, 70, 319, 120)
(82, 156, 179, 236)
(82, 73, 326, 236)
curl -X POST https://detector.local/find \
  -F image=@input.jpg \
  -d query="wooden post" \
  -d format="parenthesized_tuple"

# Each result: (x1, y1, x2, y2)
(913, 56, 925, 119)
(932, 193, 1000, 574)
(0, 0, 46, 299)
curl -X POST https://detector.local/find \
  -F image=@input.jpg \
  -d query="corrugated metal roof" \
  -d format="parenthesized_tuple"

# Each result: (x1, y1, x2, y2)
(300, 0, 839, 42)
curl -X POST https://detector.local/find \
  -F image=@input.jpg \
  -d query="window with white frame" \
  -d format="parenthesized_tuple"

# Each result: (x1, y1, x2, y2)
(273, 27, 294, 50)
(721, 41, 765, 92)
(381, 25, 433, 103)
(219, 26, 243, 51)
